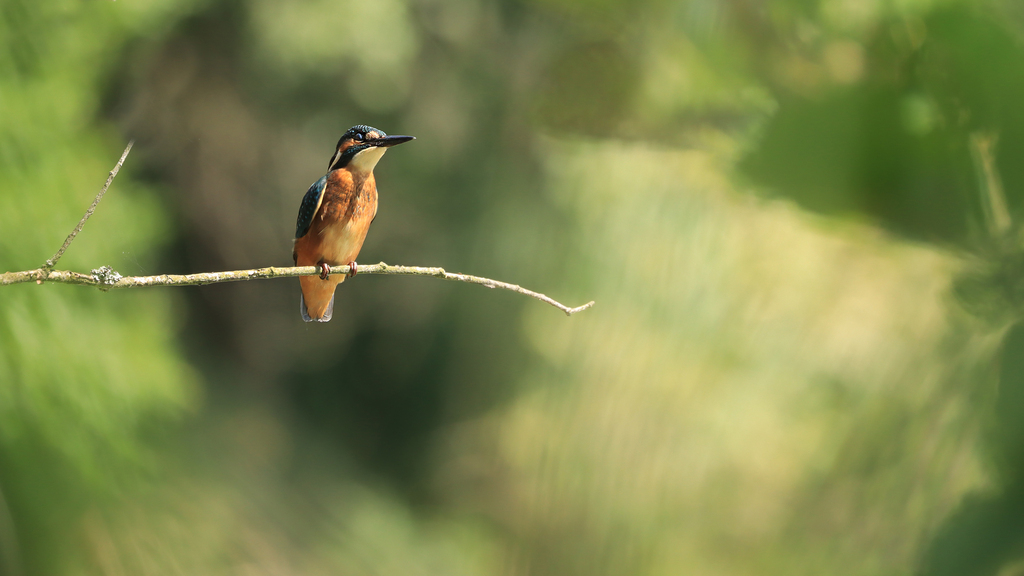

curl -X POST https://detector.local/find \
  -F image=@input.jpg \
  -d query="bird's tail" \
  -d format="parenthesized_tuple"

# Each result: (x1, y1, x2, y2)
(300, 293, 335, 322)
(299, 274, 343, 322)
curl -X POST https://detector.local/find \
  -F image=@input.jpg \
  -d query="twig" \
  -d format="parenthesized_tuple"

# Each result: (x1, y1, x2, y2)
(44, 141, 134, 270)
(0, 263, 595, 316)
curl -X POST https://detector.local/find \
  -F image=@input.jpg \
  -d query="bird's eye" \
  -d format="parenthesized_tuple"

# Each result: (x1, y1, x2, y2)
(355, 133, 364, 142)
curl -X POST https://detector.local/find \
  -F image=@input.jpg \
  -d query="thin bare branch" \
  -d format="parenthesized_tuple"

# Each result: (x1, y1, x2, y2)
(1, 263, 595, 316)
(45, 141, 134, 270)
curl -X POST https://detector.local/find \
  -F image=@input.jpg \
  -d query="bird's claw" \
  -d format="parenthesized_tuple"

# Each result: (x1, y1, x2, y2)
(318, 262, 331, 280)
(347, 261, 357, 277)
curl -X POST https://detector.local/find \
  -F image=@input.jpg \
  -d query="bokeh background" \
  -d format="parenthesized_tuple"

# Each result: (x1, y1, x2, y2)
(3, 0, 1024, 574)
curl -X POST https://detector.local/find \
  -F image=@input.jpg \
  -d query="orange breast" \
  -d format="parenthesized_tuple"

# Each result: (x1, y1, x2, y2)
(293, 169, 378, 321)
(293, 170, 377, 267)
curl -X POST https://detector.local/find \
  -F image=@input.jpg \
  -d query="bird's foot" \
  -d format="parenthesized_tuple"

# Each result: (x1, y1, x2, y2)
(318, 261, 331, 280)
(347, 261, 358, 277)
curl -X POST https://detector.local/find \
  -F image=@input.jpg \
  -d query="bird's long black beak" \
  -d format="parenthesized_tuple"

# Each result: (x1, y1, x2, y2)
(375, 135, 415, 147)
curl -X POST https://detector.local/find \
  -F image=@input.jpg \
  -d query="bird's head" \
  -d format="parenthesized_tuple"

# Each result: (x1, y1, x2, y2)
(327, 125, 414, 174)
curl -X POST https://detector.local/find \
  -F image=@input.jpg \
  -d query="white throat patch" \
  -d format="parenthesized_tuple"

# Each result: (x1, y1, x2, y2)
(349, 147, 387, 174)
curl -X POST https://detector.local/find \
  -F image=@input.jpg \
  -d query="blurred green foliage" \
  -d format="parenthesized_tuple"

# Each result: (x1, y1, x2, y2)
(4, 0, 1024, 575)
(0, 1, 198, 574)
(740, 3, 1024, 245)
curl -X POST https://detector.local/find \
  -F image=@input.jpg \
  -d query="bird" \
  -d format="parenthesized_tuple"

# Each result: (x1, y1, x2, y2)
(293, 125, 414, 322)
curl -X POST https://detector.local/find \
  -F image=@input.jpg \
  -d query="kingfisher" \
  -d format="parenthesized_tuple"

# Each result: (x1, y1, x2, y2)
(293, 125, 414, 322)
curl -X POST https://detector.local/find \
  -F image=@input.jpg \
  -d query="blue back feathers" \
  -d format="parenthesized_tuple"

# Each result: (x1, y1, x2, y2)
(295, 174, 328, 238)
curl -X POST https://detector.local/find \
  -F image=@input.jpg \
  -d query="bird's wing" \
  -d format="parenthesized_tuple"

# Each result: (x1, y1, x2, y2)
(295, 174, 329, 238)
